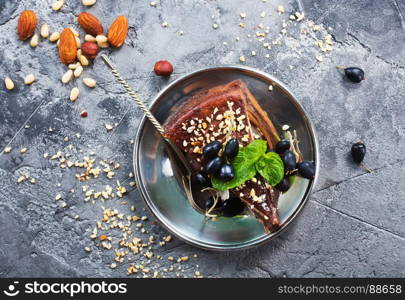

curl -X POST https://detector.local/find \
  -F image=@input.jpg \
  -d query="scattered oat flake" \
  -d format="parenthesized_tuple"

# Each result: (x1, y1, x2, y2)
(150, 1, 157, 7)
(20, 148, 28, 153)
(212, 23, 219, 29)
(105, 124, 113, 131)
(239, 55, 246, 62)
(55, 194, 62, 200)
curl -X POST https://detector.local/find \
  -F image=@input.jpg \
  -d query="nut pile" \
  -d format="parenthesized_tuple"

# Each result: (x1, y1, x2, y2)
(9, 4, 129, 104)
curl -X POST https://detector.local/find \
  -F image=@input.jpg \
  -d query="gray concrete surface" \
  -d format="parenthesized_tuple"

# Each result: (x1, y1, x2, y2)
(0, 0, 404, 278)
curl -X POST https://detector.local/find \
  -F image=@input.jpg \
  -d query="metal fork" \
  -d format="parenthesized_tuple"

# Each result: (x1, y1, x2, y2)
(101, 54, 205, 213)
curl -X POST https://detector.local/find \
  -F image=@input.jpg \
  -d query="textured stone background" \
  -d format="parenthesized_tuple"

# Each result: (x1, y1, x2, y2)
(0, 0, 404, 278)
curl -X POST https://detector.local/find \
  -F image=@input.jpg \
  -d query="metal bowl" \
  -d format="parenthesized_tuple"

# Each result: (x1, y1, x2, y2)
(134, 66, 319, 251)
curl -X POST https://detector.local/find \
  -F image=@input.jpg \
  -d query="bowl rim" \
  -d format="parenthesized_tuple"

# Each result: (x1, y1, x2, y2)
(134, 65, 319, 251)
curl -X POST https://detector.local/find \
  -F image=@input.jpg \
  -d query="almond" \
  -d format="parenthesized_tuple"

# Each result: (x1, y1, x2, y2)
(59, 28, 77, 64)
(78, 12, 103, 37)
(107, 16, 128, 47)
(18, 10, 37, 41)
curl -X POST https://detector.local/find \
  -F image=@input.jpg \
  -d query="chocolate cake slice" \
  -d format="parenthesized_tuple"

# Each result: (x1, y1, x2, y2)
(164, 80, 280, 232)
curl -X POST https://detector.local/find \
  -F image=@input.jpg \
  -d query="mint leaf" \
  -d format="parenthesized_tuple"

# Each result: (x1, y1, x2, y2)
(255, 152, 284, 186)
(212, 140, 267, 191)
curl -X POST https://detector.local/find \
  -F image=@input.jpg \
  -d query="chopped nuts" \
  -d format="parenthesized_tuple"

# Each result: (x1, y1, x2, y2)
(83, 77, 96, 88)
(40, 24, 50, 38)
(315, 55, 324, 62)
(4, 77, 15, 90)
(4, 146, 12, 153)
(24, 74, 36, 85)
(70, 87, 80, 102)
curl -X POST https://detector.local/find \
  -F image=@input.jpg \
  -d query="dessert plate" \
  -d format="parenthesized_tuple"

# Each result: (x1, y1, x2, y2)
(134, 66, 319, 251)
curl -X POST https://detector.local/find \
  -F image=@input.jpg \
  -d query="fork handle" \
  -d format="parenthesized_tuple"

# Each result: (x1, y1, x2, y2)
(101, 54, 165, 135)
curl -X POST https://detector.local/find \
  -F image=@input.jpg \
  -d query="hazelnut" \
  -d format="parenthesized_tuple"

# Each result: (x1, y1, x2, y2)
(154, 60, 173, 76)
(81, 42, 99, 59)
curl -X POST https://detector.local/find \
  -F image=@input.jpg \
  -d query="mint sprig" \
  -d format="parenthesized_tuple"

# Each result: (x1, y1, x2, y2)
(211, 140, 284, 191)
(255, 152, 284, 186)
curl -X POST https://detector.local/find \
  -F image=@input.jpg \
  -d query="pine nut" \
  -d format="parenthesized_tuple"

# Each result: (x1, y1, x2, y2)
(74, 65, 83, 78)
(79, 55, 89, 66)
(77, 49, 82, 60)
(85, 34, 96, 42)
(75, 36, 81, 48)
(30, 34, 39, 47)
(97, 40, 109, 48)
(62, 69, 73, 84)
(40, 24, 50, 38)
(4, 77, 14, 90)
(24, 74, 36, 85)
(70, 87, 79, 102)
(82, 0, 97, 6)
(68, 63, 79, 70)
(83, 77, 96, 88)
(70, 28, 79, 37)
(52, 0, 64, 11)
(49, 32, 60, 42)
(96, 35, 108, 43)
